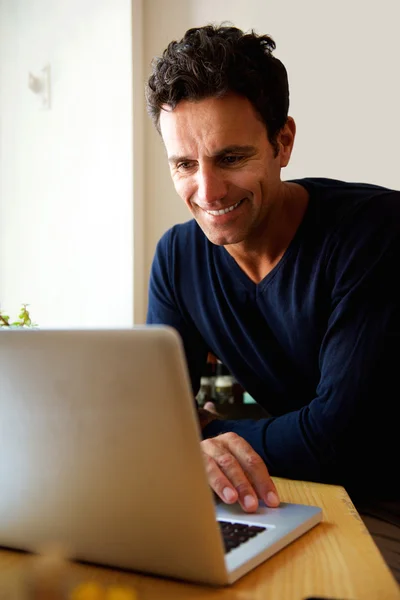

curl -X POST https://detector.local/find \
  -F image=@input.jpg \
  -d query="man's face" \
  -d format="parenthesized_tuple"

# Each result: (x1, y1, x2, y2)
(159, 93, 294, 247)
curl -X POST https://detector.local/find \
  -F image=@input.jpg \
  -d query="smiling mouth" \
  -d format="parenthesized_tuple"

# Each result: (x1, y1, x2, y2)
(205, 199, 244, 216)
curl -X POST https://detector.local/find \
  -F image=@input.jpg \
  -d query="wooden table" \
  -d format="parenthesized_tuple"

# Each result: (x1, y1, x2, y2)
(0, 478, 399, 600)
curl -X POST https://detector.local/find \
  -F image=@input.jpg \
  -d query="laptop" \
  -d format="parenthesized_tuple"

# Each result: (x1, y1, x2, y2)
(0, 327, 322, 586)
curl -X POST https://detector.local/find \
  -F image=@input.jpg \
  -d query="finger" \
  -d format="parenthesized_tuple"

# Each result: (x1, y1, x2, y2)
(223, 433, 280, 508)
(201, 451, 239, 504)
(202, 438, 259, 512)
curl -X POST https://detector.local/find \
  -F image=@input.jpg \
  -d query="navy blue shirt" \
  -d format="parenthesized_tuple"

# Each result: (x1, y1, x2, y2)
(147, 178, 400, 498)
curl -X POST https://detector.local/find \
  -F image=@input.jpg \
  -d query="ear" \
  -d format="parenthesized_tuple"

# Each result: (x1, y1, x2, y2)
(277, 117, 296, 168)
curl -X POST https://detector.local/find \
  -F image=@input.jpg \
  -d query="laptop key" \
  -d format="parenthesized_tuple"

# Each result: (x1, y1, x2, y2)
(248, 525, 265, 531)
(218, 520, 267, 553)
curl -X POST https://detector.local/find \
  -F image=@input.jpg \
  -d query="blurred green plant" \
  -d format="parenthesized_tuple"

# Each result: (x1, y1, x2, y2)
(0, 304, 37, 328)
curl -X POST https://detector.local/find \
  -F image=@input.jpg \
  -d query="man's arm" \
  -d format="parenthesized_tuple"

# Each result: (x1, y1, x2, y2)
(147, 230, 209, 396)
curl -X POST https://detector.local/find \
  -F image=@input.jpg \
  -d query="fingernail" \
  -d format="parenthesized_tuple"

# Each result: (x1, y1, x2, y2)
(244, 495, 257, 509)
(223, 487, 236, 502)
(266, 491, 280, 506)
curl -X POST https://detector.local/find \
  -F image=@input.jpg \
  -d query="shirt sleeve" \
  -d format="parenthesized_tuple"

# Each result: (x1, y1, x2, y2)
(204, 199, 400, 494)
(146, 230, 209, 396)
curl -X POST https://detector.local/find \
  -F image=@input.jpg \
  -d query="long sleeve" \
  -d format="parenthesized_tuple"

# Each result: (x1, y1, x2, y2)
(146, 229, 209, 396)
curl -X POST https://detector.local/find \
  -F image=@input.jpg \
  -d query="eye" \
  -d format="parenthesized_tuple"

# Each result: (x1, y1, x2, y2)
(176, 160, 196, 171)
(220, 155, 244, 166)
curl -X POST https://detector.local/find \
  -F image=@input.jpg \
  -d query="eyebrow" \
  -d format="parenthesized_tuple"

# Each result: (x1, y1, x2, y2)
(168, 145, 257, 165)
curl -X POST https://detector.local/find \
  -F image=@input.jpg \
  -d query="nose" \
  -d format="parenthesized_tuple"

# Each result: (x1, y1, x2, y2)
(196, 165, 228, 206)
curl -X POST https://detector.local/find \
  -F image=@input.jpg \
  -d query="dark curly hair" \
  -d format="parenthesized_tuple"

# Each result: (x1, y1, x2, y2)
(146, 24, 289, 154)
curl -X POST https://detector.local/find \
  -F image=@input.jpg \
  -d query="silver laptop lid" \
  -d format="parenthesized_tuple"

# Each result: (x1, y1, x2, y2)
(0, 327, 228, 584)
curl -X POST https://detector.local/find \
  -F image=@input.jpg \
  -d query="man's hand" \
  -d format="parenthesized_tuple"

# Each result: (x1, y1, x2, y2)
(201, 432, 280, 512)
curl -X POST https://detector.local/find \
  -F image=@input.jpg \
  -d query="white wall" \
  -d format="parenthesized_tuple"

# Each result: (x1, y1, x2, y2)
(143, 0, 400, 315)
(0, 0, 135, 327)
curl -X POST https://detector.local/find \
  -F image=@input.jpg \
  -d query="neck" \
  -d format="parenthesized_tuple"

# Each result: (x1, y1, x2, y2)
(224, 182, 309, 284)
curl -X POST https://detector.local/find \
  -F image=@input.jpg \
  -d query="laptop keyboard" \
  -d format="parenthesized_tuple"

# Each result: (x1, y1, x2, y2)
(218, 520, 267, 553)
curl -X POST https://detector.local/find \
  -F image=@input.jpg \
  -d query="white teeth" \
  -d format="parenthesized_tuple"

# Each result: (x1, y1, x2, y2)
(206, 199, 242, 216)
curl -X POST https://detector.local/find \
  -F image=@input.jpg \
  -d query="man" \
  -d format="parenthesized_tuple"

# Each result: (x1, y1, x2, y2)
(145, 25, 400, 580)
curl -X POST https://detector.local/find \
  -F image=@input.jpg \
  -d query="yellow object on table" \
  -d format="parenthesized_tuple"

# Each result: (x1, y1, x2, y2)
(70, 581, 138, 600)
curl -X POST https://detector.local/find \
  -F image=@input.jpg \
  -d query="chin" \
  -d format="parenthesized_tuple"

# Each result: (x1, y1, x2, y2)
(195, 219, 246, 246)
(203, 230, 244, 247)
